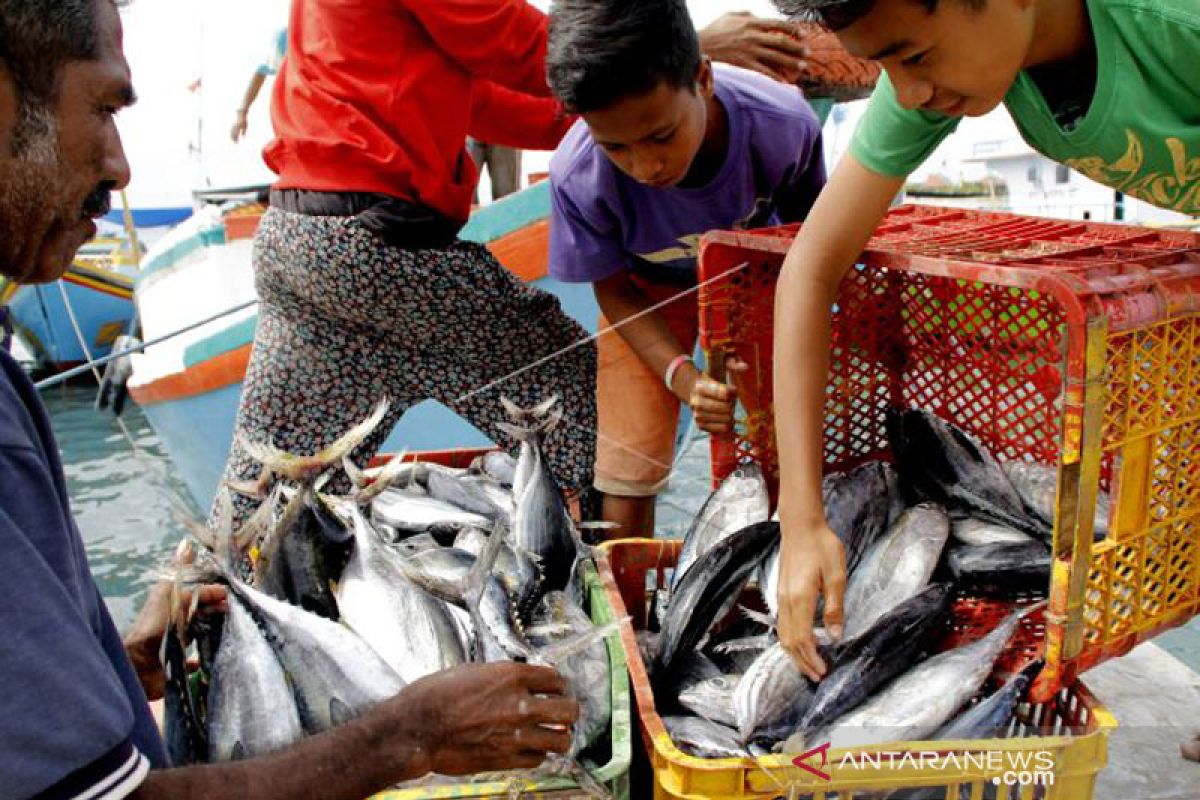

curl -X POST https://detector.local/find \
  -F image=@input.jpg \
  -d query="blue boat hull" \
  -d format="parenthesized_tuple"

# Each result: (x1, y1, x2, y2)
(8, 280, 135, 372)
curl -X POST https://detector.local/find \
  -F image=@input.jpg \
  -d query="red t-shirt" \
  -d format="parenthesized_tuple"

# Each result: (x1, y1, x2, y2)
(265, 0, 573, 225)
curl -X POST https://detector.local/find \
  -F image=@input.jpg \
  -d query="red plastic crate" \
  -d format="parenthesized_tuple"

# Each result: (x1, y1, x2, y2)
(697, 205, 1200, 702)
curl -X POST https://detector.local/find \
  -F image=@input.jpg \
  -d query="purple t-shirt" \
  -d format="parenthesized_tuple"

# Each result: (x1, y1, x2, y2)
(548, 64, 825, 286)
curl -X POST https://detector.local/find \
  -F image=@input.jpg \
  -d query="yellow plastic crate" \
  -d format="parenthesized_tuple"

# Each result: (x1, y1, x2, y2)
(599, 539, 1116, 800)
(697, 206, 1200, 700)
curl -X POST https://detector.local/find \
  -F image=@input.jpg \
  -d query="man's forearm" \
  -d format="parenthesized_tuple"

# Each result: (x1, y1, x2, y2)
(132, 700, 427, 800)
(239, 72, 267, 114)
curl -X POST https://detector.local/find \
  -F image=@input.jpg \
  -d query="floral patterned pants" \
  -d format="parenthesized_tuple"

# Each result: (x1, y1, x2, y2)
(214, 208, 597, 526)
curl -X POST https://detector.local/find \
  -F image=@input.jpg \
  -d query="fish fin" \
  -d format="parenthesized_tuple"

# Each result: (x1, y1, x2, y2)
(539, 407, 564, 435)
(495, 421, 531, 443)
(310, 492, 355, 544)
(329, 697, 356, 727)
(739, 605, 777, 631)
(712, 635, 773, 655)
(222, 464, 274, 500)
(1012, 658, 1045, 689)
(233, 485, 282, 554)
(540, 753, 611, 799)
(577, 521, 619, 531)
(465, 522, 506, 609)
(535, 617, 625, 666)
(342, 455, 367, 491)
(531, 395, 560, 419)
(349, 450, 413, 503)
(213, 488, 235, 544)
(312, 398, 390, 468)
(238, 399, 390, 482)
(500, 396, 524, 420)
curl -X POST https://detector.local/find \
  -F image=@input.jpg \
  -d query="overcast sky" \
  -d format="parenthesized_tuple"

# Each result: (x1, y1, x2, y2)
(115, 1, 1006, 210)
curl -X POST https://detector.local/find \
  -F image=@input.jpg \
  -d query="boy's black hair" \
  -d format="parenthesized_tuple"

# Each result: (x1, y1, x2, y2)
(774, 0, 980, 31)
(547, 0, 702, 114)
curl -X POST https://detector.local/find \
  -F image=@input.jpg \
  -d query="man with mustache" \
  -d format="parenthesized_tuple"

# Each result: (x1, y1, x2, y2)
(0, 3, 579, 798)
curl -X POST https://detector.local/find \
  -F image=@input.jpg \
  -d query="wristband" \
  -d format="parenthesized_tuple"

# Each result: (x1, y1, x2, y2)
(664, 354, 693, 391)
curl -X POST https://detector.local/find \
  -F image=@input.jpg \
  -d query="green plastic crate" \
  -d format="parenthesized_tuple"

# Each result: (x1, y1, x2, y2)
(374, 559, 632, 799)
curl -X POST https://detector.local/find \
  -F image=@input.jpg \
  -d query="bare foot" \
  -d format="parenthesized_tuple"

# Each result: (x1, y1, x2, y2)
(1182, 733, 1200, 762)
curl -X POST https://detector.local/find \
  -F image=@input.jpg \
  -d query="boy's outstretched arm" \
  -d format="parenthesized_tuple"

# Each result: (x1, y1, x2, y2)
(773, 154, 904, 680)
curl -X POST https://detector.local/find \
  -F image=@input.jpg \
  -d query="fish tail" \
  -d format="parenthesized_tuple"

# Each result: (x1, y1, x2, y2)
(347, 449, 414, 503)
(238, 399, 390, 482)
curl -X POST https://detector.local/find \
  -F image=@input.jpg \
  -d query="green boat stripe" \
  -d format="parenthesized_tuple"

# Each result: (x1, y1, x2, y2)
(183, 315, 257, 368)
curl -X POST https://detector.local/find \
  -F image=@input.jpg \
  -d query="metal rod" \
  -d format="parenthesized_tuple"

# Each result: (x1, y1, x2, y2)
(35, 298, 259, 390)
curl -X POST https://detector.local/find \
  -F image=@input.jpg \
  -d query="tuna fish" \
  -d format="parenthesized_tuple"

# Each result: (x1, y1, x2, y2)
(823, 462, 893, 577)
(498, 404, 580, 594)
(1003, 460, 1111, 538)
(371, 488, 491, 533)
(501, 396, 559, 501)
(663, 716, 746, 759)
(951, 516, 1036, 547)
(947, 541, 1052, 596)
(389, 545, 477, 605)
(733, 642, 815, 744)
(672, 464, 770, 592)
(677, 673, 742, 730)
(654, 521, 780, 680)
(425, 465, 514, 525)
(232, 577, 405, 735)
(207, 595, 303, 761)
(890, 661, 1044, 800)
(841, 503, 950, 640)
(929, 659, 1043, 741)
(758, 462, 891, 618)
(528, 591, 611, 755)
(794, 584, 955, 738)
(335, 501, 466, 682)
(463, 526, 537, 663)
(453, 526, 542, 614)
(887, 408, 1050, 538)
(162, 612, 208, 766)
(798, 606, 1033, 751)
(476, 449, 518, 487)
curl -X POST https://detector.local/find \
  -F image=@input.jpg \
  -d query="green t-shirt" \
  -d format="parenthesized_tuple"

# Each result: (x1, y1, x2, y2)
(849, 0, 1200, 215)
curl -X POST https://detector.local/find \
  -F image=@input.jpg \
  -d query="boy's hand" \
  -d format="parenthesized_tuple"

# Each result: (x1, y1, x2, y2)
(672, 357, 749, 435)
(777, 518, 846, 682)
(699, 12, 807, 84)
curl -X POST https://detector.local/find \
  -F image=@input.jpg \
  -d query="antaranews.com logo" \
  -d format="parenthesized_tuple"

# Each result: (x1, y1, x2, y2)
(790, 743, 1056, 789)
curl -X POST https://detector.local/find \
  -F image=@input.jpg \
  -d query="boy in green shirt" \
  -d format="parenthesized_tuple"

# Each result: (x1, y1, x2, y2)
(767, 0, 1199, 710)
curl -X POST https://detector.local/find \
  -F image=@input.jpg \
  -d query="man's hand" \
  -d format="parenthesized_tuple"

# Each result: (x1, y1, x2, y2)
(671, 357, 749, 436)
(231, 109, 249, 142)
(699, 12, 808, 84)
(777, 519, 846, 681)
(124, 541, 228, 700)
(401, 663, 579, 776)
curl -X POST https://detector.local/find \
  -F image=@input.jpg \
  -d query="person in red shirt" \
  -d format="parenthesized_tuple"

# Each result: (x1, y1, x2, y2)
(217, 0, 597, 525)
(217, 0, 813, 528)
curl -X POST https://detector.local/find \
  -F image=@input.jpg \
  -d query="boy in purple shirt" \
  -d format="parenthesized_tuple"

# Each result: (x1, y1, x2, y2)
(546, 0, 826, 536)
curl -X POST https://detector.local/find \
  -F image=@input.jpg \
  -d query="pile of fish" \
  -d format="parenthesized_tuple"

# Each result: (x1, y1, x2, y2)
(165, 398, 618, 795)
(649, 407, 1101, 761)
